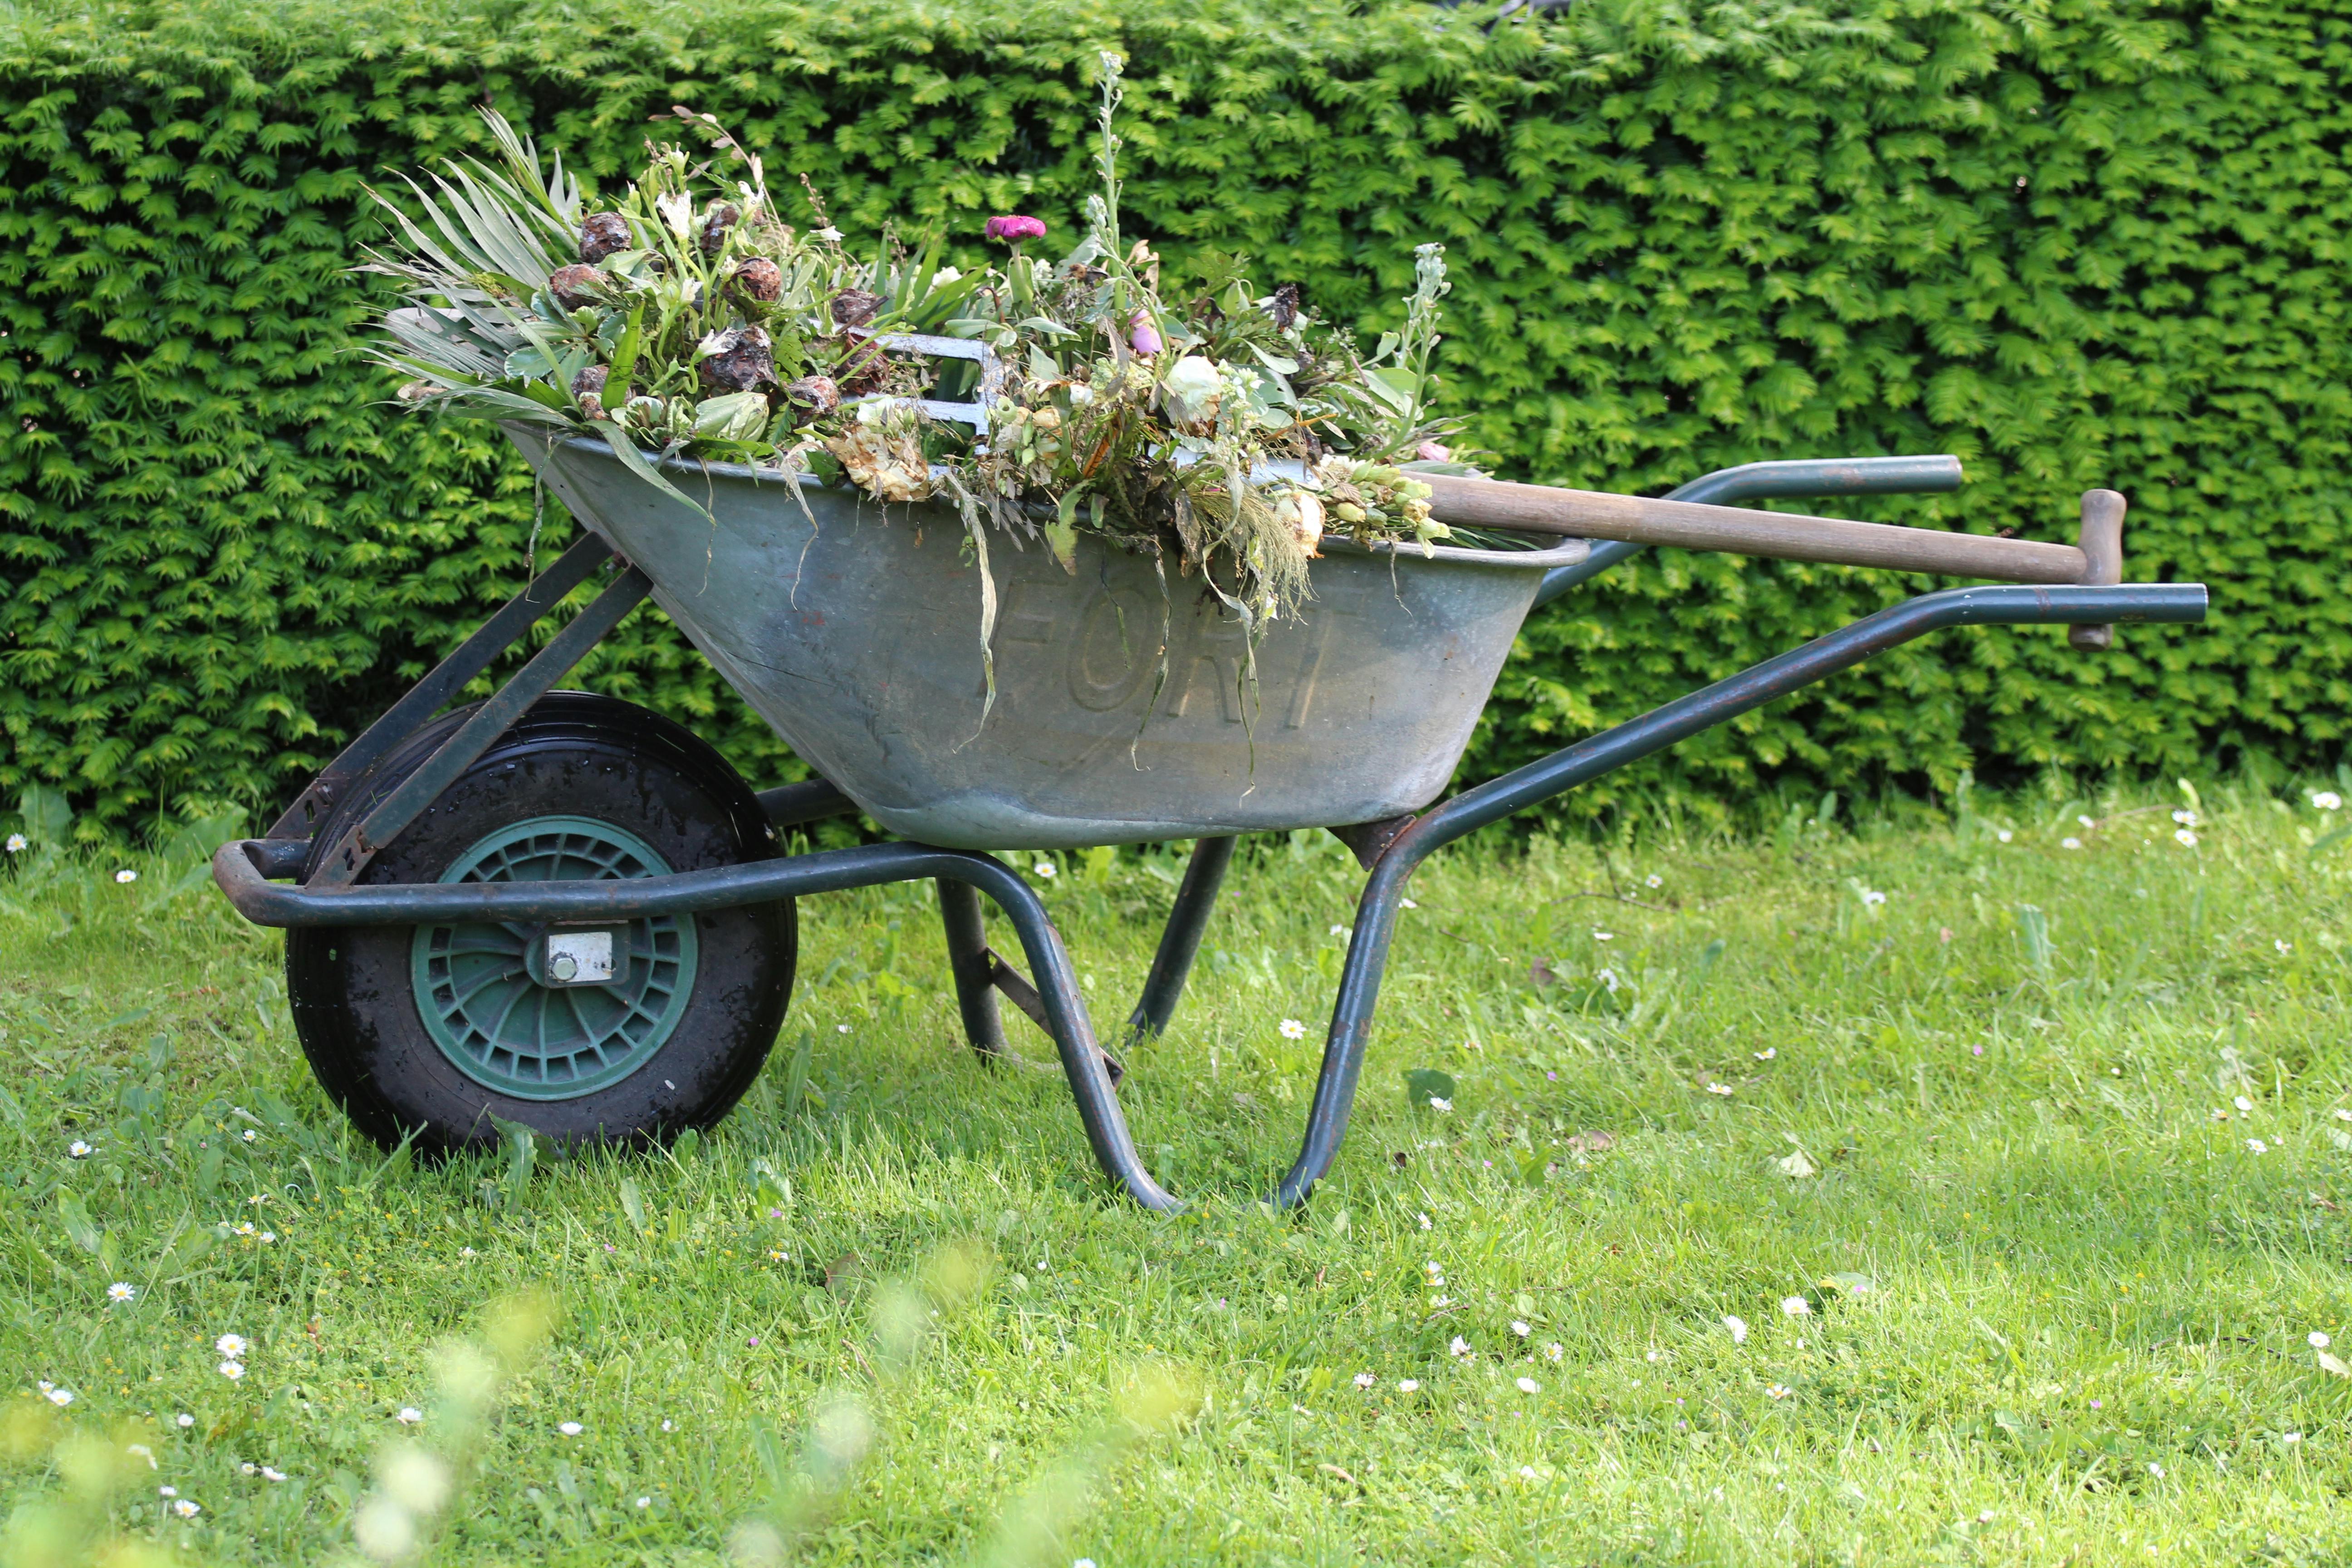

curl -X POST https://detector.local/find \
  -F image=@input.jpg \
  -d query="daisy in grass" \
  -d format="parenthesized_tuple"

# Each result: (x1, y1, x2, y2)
(1515, 1377, 1540, 1394)
(1279, 1019, 1307, 1040)
(107, 1282, 135, 1303)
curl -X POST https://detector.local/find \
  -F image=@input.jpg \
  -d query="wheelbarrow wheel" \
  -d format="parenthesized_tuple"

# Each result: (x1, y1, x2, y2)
(284, 690, 794, 1155)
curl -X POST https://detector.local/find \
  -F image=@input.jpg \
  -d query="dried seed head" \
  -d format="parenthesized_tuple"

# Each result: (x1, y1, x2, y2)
(1272, 283, 1301, 331)
(699, 202, 742, 255)
(782, 375, 840, 416)
(578, 212, 632, 264)
(698, 324, 776, 392)
(733, 257, 783, 303)
(830, 289, 882, 329)
(572, 365, 611, 417)
(548, 264, 605, 312)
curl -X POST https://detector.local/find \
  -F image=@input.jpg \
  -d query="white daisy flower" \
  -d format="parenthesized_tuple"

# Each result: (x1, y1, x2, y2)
(2175, 828, 2199, 848)
(1519, 1465, 1539, 1479)
(107, 1282, 135, 1303)
(172, 1499, 200, 1518)
(2284, 1431, 2304, 1443)
(1995, 828, 2013, 843)
(176, 1413, 194, 1427)
(1427, 1096, 1452, 1112)
(1032, 861, 1056, 879)
(1516, 1377, 1541, 1393)
(2314, 792, 2343, 811)
(127, 1444, 155, 1467)
(637, 1495, 652, 1508)
(241, 1130, 257, 1143)
(2312, 1332, 2333, 1349)
(396, 1407, 422, 1425)
(1754, 1048, 1776, 1061)
(1544, 1342, 1563, 1361)
(2172, 809, 2199, 826)
(1706, 1083, 1734, 1096)
(1353, 1372, 1376, 1389)
(1724, 1315, 1749, 1344)
(1401, 898, 1417, 909)
(1511, 1320, 1531, 1338)
(45, 1386, 74, 1406)
(68, 1140, 92, 1159)
(2147, 1461, 2165, 1477)
(1417, 1213, 1432, 1230)
(1591, 929, 1613, 941)
(2078, 814, 2097, 828)
(114, 869, 137, 884)
(1329, 925, 1348, 938)
(4, 833, 23, 853)
(558, 1421, 583, 1436)
(1765, 1383, 1790, 1399)
(1449, 1336, 1471, 1357)
(2246, 1138, 2268, 1154)
(1859, 889, 1887, 906)
(219, 1361, 245, 1380)
(1596, 968, 1620, 994)
(262, 1466, 287, 1482)
(1645, 874, 1663, 889)
(2061, 838, 2082, 850)
(1279, 1019, 1307, 1040)
(158, 1485, 176, 1497)
(2234, 1096, 2254, 1112)
(1780, 1296, 1811, 1317)
(1397, 1379, 1420, 1392)
(215, 1334, 248, 1358)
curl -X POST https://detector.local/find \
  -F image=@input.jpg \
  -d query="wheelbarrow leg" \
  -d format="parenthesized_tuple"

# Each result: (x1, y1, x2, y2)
(936, 877, 1124, 1086)
(1124, 836, 1238, 1045)
(937, 878, 1009, 1063)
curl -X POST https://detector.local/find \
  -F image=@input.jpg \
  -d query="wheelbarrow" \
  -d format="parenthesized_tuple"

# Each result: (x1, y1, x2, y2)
(211, 433, 2205, 1210)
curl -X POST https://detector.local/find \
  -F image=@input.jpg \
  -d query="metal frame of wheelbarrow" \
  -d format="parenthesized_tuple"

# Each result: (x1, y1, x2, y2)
(212, 457, 2207, 1213)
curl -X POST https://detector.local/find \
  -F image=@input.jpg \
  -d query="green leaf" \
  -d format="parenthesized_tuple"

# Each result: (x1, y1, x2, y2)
(619, 1177, 647, 1232)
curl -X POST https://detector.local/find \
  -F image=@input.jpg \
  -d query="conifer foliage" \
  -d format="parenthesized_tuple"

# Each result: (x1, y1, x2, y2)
(0, 0, 2344, 834)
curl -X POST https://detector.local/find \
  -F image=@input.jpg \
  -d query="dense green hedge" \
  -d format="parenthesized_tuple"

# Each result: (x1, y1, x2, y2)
(1, 0, 2346, 839)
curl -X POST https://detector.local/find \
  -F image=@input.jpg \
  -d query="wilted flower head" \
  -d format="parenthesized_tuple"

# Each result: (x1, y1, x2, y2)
(985, 214, 1047, 243)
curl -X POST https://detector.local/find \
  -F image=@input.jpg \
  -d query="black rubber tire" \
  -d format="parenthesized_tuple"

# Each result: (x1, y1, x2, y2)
(284, 690, 794, 1155)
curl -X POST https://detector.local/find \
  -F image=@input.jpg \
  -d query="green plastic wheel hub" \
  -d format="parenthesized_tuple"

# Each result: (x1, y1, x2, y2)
(410, 815, 698, 1100)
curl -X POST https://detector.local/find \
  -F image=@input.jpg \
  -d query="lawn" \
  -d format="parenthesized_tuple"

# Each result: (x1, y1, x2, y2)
(4, 776, 2351, 1566)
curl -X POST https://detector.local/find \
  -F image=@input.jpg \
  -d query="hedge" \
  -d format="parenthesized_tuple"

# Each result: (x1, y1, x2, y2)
(1, 0, 2346, 840)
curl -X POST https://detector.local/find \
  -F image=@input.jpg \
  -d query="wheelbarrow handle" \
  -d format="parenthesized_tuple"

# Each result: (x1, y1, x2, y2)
(1426, 471, 2097, 585)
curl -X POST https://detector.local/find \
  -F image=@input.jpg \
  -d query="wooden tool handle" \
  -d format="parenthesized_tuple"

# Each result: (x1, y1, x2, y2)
(2068, 490, 2126, 650)
(1421, 473, 2089, 585)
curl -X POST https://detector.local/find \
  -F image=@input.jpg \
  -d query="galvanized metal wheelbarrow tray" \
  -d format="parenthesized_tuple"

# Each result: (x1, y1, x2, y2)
(213, 434, 2206, 1210)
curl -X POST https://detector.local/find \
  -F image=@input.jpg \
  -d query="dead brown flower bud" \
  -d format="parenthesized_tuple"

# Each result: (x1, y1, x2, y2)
(548, 264, 605, 312)
(1272, 283, 1301, 331)
(830, 289, 882, 329)
(572, 365, 612, 417)
(733, 257, 783, 303)
(698, 324, 777, 392)
(699, 202, 742, 255)
(579, 212, 632, 264)
(782, 375, 840, 416)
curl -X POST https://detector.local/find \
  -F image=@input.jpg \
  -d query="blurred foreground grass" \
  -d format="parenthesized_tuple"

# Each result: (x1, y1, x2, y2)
(4, 776, 2352, 1565)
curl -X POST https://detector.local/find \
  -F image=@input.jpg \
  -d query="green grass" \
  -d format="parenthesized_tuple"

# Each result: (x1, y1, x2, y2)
(5, 779, 2352, 1565)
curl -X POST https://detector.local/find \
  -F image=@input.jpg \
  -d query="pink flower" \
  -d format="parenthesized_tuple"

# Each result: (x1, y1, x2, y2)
(985, 215, 1047, 244)
(1416, 441, 1453, 462)
(1130, 313, 1162, 356)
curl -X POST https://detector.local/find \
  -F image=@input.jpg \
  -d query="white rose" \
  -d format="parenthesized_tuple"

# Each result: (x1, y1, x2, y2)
(1160, 355, 1222, 423)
